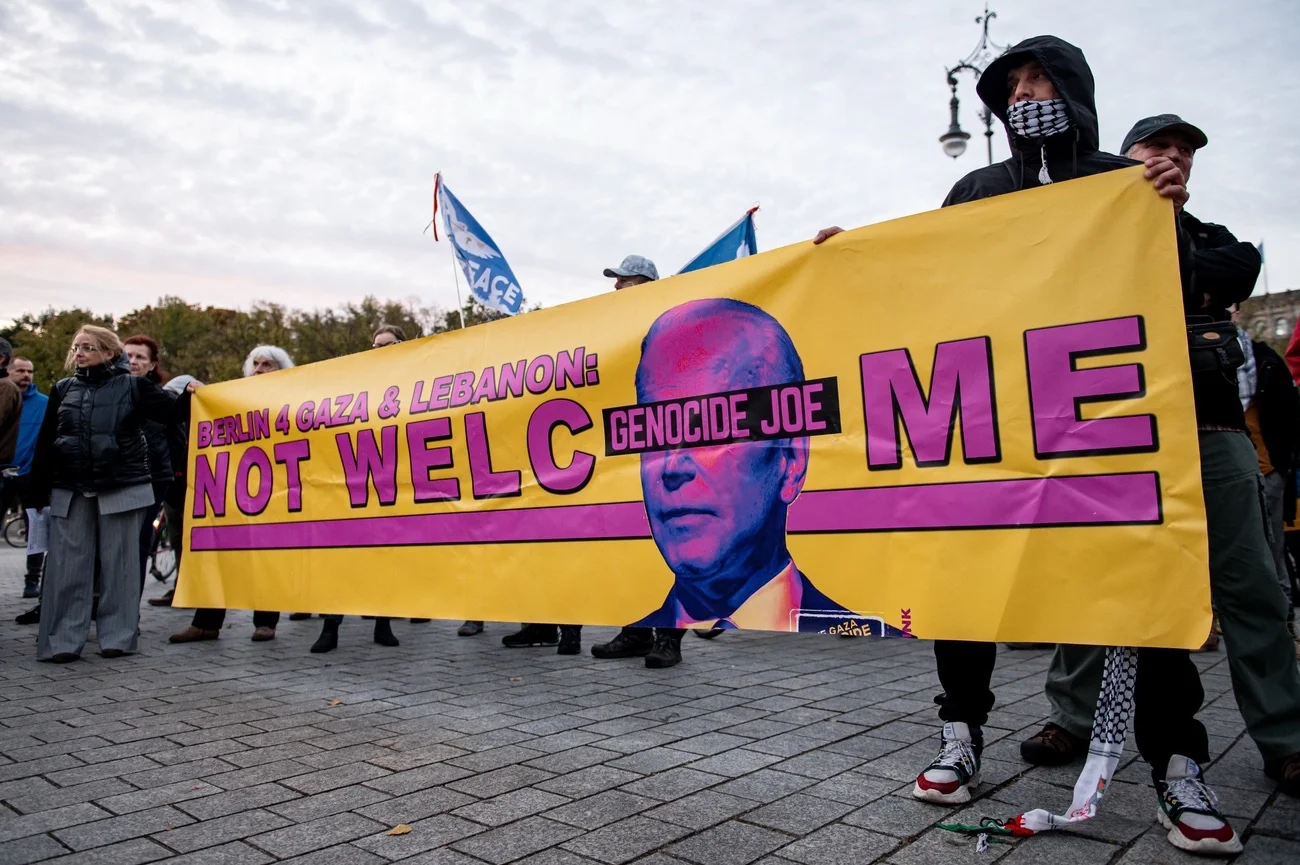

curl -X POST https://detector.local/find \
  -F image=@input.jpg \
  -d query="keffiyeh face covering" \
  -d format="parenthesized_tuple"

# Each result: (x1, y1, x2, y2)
(1006, 98, 1071, 185)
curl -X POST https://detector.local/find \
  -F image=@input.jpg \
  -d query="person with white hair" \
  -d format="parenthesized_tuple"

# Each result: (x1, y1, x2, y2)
(170, 345, 294, 644)
(243, 345, 294, 378)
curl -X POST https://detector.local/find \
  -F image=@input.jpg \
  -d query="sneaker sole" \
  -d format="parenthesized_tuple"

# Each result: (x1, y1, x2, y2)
(911, 773, 979, 805)
(1155, 808, 1242, 855)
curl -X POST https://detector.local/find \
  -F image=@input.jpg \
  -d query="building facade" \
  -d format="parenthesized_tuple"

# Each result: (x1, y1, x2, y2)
(1239, 289, 1300, 351)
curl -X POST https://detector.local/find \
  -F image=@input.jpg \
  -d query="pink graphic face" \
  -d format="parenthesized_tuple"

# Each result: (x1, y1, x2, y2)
(637, 301, 807, 585)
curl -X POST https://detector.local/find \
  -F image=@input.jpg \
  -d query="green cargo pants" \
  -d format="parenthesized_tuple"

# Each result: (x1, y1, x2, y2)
(1045, 430, 1300, 761)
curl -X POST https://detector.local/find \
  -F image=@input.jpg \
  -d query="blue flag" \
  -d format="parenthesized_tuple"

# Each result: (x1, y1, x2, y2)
(678, 208, 759, 275)
(435, 175, 526, 315)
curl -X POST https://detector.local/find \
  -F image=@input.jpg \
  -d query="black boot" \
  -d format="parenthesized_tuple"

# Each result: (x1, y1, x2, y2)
(311, 619, 339, 653)
(502, 623, 559, 648)
(557, 626, 582, 655)
(15, 604, 40, 625)
(645, 629, 683, 669)
(373, 617, 400, 647)
(591, 626, 653, 659)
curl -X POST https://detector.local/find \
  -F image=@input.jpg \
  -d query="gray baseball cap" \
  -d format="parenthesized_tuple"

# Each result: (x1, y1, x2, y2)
(1120, 114, 1208, 157)
(603, 255, 659, 282)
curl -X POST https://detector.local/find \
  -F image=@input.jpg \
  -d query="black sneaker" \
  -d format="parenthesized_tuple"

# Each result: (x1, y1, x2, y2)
(557, 626, 582, 655)
(15, 604, 39, 625)
(591, 627, 653, 658)
(645, 630, 682, 668)
(502, 624, 559, 648)
(22, 581, 39, 599)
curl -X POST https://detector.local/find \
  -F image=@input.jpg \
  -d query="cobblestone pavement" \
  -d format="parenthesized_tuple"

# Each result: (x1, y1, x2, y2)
(0, 547, 1296, 864)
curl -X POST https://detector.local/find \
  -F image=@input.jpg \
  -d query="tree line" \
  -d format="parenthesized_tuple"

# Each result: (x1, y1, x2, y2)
(2, 295, 527, 391)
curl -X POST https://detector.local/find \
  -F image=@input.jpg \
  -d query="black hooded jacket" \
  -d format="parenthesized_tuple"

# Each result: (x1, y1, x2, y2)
(943, 36, 1135, 206)
(943, 36, 1241, 428)
(29, 358, 190, 505)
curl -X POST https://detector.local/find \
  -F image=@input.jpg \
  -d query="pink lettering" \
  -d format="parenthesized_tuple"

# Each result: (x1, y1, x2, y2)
(336, 426, 399, 507)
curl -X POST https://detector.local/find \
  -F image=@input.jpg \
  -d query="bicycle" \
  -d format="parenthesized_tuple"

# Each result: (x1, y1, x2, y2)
(148, 508, 178, 582)
(2, 466, 26, 548)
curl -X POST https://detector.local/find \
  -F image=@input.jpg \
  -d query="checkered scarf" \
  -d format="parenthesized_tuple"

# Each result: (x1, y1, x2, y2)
(1236, 328, 1257, 411)
(1006, 99, 1072, 185)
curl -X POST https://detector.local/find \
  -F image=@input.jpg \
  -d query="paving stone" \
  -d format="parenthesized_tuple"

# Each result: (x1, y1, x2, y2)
(771, 749, 867, 779)
(355, 786, 478, 825)
(882, 825, 1015, 864)
(545, 790, 657, 830)
(777, 823, 902, 865)
(276, 843, 389, 864)
(453, 787, 572, 826)
(646, 789, 757, 830)
(452, 815, 585, 865)
(280, 760, 392, 795)
(0, 801, 114, 843)
(537, 766, 644, 799)
(363, 761, 474, 795)
(53, 805, 195, 851)
(1231, 834, 1300, 865)
(247, 811, 389, 858)
(448, 764, 556, 798)
(153, 808, 293, 853)
(177, 783, 302, 821)
(745, 791, 855, 834)
(842, 792, 954, 837)
(680, 748, 783, 778)
(998, 832, 1120, 865)
(205, 758, 319, 790)
(606, 748, 697, 775)
(163, 840, 276, 865)
(668, 819, 790, 865)
(0, 833, 72, 865)
(46, 755, 165, 787)
(525, 747, 624, 774)
(712, 768, 815, 803)
(561, 815, 691, 864)
(34, 837, 172, 864)
(620, 767, 726, 801)
(353, 812, 487, 860)
(98, 779, 225, 815)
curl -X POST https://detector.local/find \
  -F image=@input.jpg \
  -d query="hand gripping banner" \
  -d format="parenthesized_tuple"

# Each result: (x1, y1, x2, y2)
(176, 167, 1211, 649)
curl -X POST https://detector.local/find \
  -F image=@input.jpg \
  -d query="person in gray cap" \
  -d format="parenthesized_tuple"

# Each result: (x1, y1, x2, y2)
(603, 254, 659, 289)
(1022, 114, 1300, 804)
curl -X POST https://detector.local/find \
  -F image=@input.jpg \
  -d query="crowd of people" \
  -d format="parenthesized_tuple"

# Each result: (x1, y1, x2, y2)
(1, 32, 1299, 859)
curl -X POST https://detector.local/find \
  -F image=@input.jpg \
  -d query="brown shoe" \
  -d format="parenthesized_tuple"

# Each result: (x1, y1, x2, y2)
(170, 626, 219, 643)
(1264, 751, 1300, 798)
(1020, 723, 1087, 766)
(251, 627, 276, 642)
(148, 589, 175, 607)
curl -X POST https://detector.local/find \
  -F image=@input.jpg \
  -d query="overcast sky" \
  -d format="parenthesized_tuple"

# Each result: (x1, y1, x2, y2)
(2, 0, 1297, 322)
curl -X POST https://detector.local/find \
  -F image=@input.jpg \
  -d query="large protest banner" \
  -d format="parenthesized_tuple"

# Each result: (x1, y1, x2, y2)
(175, 167, 1210, 648)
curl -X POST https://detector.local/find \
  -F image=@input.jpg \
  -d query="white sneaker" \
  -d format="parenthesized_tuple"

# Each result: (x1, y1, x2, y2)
(912, 721, 981, 804)
(1155, 755, 1242, 856)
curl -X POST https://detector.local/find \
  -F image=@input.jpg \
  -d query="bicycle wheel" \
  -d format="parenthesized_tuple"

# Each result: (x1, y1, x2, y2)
(3, 513, 27, 548)
(149, 518, 177, 582)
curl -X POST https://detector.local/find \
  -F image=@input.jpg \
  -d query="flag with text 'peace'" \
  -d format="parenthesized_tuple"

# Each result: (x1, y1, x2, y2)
(435, 175, 527, 315)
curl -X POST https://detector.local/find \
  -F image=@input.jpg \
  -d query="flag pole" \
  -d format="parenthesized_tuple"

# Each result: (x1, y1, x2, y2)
(432, 173, 468, 330)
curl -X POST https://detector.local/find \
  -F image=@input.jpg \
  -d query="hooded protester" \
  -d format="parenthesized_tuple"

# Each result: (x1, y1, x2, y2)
(2, 355, 47, 599)
(813, 37, 1239, 856)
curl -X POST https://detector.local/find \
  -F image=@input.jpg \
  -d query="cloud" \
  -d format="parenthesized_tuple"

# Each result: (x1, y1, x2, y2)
(1, 0, 1298, 323)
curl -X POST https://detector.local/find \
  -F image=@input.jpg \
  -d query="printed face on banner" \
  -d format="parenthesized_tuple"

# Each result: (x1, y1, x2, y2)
(176, 168, 1212, 648)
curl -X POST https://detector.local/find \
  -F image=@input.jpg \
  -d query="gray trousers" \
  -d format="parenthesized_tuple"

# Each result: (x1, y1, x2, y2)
(1261, 469, 1292, 605)
(38, 494, 147, 660)
(1046, 431, 1300, 761)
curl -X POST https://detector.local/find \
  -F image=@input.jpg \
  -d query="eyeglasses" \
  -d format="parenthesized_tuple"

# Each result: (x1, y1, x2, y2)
(71, 344, 103, 354)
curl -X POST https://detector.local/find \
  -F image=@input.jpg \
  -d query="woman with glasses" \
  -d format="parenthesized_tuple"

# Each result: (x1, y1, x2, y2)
(28, 326, 200, 663)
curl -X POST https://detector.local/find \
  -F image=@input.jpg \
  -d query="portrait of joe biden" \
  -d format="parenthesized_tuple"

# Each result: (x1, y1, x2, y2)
(631, 298, 909, 637)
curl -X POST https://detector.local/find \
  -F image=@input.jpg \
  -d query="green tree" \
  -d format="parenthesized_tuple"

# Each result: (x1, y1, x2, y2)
(2, 308, 115, 391)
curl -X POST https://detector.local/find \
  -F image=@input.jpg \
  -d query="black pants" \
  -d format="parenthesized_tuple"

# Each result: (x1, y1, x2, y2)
(193, 608, 281, 630)
(935, 639, 1208, 780)
(136, 483, 169, 596)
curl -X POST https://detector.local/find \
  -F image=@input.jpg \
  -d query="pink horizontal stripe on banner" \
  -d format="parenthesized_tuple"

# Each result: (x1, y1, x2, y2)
(189, 472, 1160, 552)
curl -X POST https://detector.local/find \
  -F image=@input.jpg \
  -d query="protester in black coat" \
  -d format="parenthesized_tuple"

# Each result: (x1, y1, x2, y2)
(29, 325, 195, 663)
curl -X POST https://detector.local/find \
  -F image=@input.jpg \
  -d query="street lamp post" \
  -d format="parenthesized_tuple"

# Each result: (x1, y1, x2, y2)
(939, 6, 1006, 165)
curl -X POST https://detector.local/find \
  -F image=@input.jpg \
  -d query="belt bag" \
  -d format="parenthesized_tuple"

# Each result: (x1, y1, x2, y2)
(1186, 316, 1245, 374)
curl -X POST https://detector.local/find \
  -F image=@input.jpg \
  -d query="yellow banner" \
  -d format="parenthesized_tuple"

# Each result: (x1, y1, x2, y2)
(175, 167, 1210, 648)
